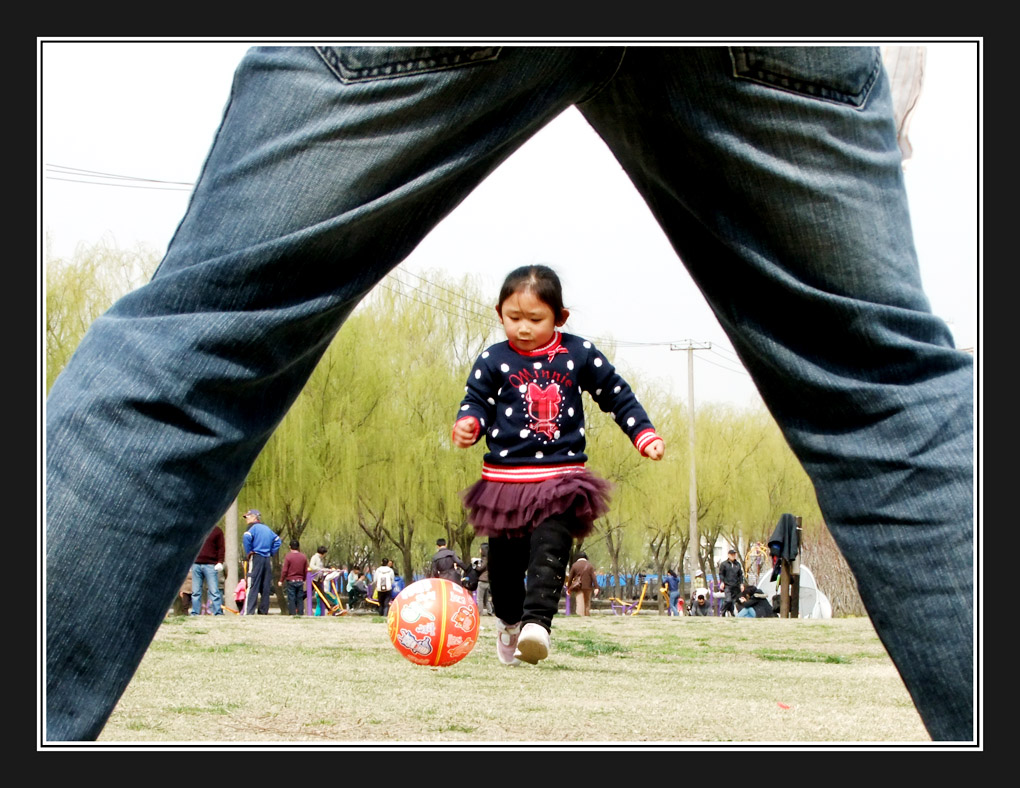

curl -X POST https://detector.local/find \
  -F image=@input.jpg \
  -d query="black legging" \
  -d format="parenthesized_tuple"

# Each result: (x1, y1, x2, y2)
(487, 515, 574, 631)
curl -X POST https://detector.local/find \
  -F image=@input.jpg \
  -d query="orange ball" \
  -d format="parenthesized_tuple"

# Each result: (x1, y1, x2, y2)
(388, 577, 479, 667)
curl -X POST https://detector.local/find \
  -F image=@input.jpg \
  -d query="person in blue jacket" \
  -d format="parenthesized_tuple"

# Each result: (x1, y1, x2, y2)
(242, 509, 281, 615)
(662, 569, 682, 616)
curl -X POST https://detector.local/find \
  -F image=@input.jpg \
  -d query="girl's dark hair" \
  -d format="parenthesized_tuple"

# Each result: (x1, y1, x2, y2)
(497, 265, 565, 321)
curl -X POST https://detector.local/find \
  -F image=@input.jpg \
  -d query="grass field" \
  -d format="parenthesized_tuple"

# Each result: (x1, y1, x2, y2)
(92, 608, 938, 747)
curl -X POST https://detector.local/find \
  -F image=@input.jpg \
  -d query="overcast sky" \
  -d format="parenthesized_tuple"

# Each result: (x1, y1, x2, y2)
(39, 40, 980, 409)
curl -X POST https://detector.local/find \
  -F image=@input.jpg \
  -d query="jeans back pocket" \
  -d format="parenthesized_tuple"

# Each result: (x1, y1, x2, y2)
(729, 46, 882, 107)
(315, 46, 502, 83)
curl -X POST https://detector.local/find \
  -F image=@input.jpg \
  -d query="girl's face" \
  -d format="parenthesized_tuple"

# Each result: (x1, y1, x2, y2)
(496, 288, 568, 352)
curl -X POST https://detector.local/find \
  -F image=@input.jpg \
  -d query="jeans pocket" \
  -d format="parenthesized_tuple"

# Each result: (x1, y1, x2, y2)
(728, 46, 882, 107)
(315, 45, 502, 83)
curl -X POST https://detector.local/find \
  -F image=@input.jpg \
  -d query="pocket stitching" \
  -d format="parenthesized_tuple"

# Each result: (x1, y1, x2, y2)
(729, 47, 882, 108)
(315, 45, 502, 83)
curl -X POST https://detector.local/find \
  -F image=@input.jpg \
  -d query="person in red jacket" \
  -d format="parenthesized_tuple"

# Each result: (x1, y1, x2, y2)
(191, 525, 225, 615)
(278, 539, 309, 615)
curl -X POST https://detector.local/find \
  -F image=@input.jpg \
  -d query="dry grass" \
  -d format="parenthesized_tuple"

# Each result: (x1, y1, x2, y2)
(97, 610, 930, 746)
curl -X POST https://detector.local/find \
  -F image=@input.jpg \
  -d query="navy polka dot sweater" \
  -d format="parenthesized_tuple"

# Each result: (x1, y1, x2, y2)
(455, 332, 662, 482)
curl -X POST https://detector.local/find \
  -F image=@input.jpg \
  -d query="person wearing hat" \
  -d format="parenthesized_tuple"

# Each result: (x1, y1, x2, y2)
(688, 568, 708, 612)
(717, 547, 744, 617)
(308, 545, 330, 615)
(241, 509, 281, 614)
(428, 537, 469, 583)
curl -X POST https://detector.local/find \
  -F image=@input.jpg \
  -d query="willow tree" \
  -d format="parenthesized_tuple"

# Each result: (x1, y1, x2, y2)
(719, 407, 824, 551)
(679, 402, 775, 576)
(235, 268, 495, 580)
(45, 239, 159, 392)
(333, 271, 495, 582)
(240, 307, 390, 557)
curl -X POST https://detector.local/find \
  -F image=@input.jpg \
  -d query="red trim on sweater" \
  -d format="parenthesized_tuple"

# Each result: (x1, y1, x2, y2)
(633, 428, 662, 455)
(453, 415, 480, 444)
(481, 462, 587, 482)
(507, 331, 562, 357)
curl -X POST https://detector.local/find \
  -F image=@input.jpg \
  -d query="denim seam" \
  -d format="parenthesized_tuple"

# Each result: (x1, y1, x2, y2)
(574, 47, 628, 105)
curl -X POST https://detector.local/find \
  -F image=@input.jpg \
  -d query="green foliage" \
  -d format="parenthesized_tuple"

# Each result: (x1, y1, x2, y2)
(45, 238, 159, 393)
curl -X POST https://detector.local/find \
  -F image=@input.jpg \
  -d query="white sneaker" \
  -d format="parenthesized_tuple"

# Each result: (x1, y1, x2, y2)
(514, 622, 550, 664)
(496, 619, 522, 666)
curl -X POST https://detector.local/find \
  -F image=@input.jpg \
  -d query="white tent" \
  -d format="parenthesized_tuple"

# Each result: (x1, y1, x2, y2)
(756, 564, 832, 619)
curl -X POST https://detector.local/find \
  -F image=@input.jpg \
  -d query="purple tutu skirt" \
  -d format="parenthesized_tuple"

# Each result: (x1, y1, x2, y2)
(461, 469, 613, 539)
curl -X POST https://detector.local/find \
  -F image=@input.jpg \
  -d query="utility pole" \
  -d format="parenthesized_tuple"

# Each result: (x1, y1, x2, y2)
(224, 498, 239, 610)
(670, 341, 711, 597)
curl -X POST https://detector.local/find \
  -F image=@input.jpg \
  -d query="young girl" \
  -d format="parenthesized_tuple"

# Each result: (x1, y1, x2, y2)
(451, 265, 664, 665)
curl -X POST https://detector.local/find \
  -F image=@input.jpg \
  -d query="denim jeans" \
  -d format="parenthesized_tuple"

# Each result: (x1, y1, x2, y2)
(285, 579, 305, 615)
(45, 46, 973, 741)
(189, 563, 222, 615)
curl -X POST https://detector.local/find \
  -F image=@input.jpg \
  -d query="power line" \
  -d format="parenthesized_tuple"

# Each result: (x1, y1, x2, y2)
(395, 266, 495, 316)
(387, 271, 493, 323)
(702, 351, 750, 377)
(45, 164, 194, 190)
(709, 343, 742, 361)
(375, 281, 494, 330)
(45, 163, 752, 379)
(46, 175, 193, 191)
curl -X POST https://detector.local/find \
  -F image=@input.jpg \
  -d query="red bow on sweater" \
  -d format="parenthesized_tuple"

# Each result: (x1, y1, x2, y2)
(546, 345, 569, 363)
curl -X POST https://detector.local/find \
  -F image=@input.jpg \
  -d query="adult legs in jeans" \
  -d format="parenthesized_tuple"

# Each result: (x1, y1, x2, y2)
(488, 516, 574, 632)
(285, 580, 304, 615)
(190, 563, 222, 615)
(46, 46, 611, 739)
(45, 46, 971, 741)
(577, 47, 973, 739)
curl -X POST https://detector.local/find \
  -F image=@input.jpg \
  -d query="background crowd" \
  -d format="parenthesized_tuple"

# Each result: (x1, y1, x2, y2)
(181, 514, 777, 619)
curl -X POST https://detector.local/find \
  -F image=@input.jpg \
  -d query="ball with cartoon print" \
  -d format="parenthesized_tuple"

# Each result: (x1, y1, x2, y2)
(387, 577, 479, 667)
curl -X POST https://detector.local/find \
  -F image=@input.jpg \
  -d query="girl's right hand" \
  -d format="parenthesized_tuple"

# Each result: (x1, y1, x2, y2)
(451, 416, 480, 448)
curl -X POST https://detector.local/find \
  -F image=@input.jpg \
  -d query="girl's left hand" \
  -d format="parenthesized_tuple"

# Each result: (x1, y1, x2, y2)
(644, 439, 665, 461)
